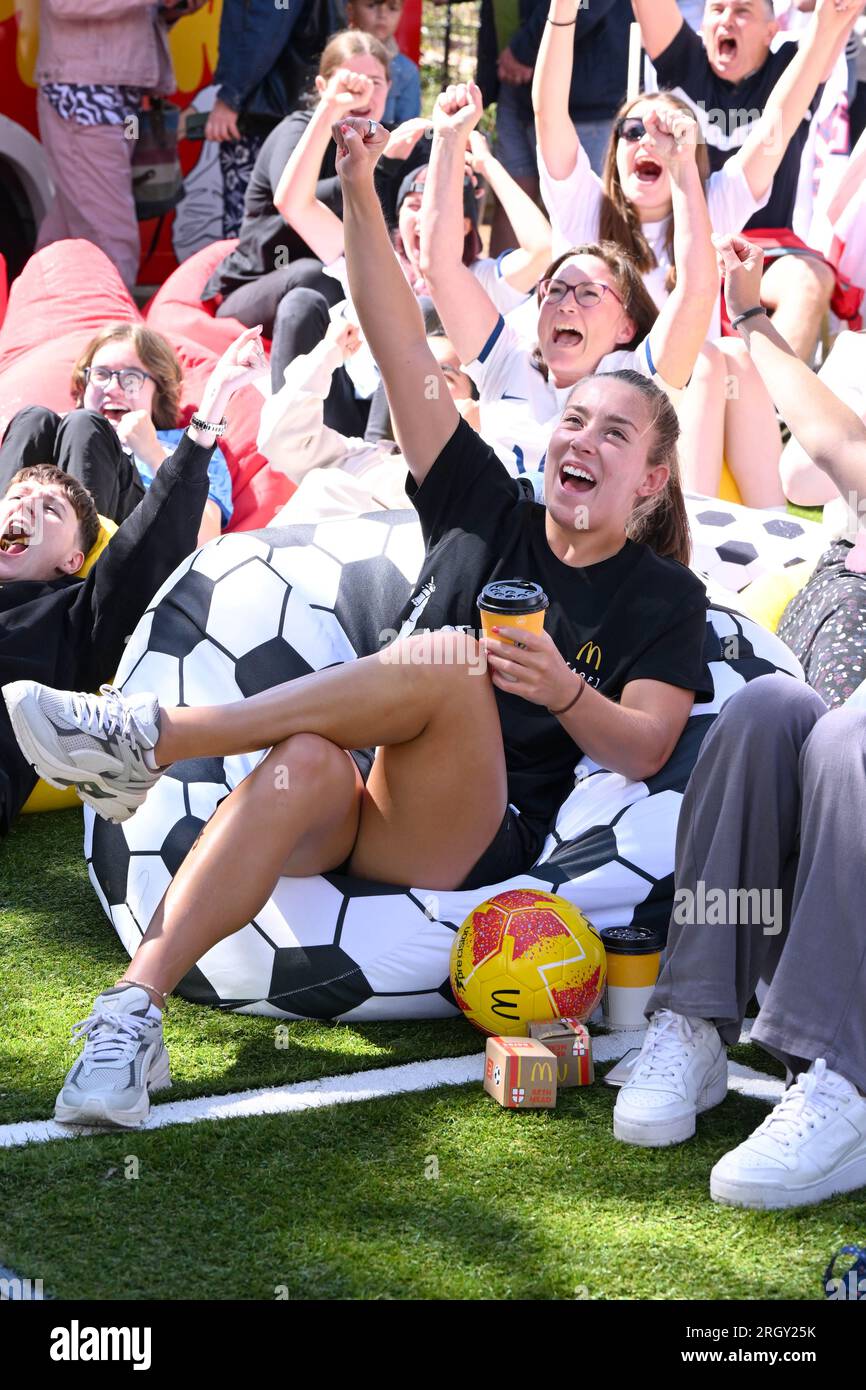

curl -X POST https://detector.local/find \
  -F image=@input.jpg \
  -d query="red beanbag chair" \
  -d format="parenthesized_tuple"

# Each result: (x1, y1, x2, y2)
(0, 254, 8, 331)
(0, 240, 141, 431)
(145, 240, 292, 532)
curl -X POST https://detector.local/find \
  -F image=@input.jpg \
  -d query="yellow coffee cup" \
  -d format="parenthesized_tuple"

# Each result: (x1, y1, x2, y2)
(477, 579, 549, 645)
(599, 926, 664, 1030)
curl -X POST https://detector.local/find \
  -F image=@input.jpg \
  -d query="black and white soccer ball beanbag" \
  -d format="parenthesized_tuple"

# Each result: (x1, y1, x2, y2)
(86, 512, 803, 1021)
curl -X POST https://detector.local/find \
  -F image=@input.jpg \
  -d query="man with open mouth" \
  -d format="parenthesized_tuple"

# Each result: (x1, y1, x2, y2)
(633, 0, 864, 362)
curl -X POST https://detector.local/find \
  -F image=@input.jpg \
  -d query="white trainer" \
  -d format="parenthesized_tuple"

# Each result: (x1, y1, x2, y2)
(711, 1059, 866, 1210)
(613, 1009, 728, 1147)
(55, 985, 170, 1129)
(3, 679, 162, 822)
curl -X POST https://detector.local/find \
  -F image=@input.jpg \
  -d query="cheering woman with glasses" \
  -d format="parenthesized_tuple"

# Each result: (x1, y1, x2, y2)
(0, 325, 236, 545)
(531, 0, 858, 504)
(419, 80, 717, 481)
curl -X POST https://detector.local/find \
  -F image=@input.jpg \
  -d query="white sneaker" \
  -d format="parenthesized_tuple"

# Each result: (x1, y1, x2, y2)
(55, 985, 170, 1129)
(613, 1009, 728, 1147)
(3, 680, 162, 822)
(711, 1059, 866, 1210)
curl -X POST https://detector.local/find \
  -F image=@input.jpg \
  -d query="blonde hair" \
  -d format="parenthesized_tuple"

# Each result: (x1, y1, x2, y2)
(599, 92, 711, 296)
(71, 324, 182, 430)
(567, 369, 692, 567)
(318, 29, 390, 82)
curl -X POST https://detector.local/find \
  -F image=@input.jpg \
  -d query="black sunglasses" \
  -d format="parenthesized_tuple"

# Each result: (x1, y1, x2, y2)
(615, 116, 647, 144)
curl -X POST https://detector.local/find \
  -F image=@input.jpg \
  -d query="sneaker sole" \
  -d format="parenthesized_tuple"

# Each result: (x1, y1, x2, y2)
(5, 683, 147, 824)
(710, 1152, 866, 1210)
(613, 1060, 729, 1148)
(54, 1058, 171, 1130)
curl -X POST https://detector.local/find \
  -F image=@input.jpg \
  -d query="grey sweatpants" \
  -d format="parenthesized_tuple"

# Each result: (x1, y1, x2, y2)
(649, 673, 866, 1093)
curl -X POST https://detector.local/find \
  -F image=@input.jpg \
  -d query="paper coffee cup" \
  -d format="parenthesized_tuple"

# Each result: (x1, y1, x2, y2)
(477, 579, 549, 644)
(599, 926, 664, 1031)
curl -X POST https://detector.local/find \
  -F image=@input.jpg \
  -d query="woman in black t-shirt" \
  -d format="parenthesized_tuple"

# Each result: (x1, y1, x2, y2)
(5, 120, 715, 1081)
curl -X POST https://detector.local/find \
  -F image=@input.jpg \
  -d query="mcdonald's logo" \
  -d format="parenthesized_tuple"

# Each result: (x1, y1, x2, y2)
(490, 989, 520, 1019)
(530, 1061, 553, 1083)
(576, 641, 602, 671)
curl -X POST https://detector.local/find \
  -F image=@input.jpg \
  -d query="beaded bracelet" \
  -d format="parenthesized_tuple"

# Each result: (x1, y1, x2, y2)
(547, 14, 578, 23)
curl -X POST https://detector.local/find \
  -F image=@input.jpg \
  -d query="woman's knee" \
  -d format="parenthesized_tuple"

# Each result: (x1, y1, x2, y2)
(801, 703, 866, 775)
(262, 732, 359, 804)
(718, 674, 825, 739)
(57, 407, 116, 445)
(274, 285, 329, 332)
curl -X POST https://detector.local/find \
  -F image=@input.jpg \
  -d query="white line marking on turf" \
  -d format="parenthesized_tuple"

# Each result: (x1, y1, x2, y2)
(0, 1025, 781, 1150)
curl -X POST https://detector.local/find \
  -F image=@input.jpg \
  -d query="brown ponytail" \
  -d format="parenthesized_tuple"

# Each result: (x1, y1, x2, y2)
(591, 368, 692, 567)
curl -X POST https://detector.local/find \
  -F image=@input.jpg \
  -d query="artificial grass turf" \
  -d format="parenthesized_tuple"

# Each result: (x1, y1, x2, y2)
(0, 1083, 860, 1301)
(0, 809, 481, 1126)
(2, 805, 857, 1303)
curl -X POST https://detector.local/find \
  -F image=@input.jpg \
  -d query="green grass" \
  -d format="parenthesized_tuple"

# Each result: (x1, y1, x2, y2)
(1, 810, 860, 1302)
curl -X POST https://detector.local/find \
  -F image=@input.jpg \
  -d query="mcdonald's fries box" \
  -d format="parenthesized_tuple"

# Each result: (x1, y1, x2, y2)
(528, 1019, 595, 1087)
(483, 1037, 558, 1109)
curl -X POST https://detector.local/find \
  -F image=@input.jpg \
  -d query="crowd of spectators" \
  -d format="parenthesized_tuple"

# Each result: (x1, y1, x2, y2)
(3, 0, 866, 1211)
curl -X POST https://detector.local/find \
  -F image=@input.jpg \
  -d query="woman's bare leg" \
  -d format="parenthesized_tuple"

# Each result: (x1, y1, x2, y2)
(676, 346, 726, 497)
(120, 634, 508, 1005)
(719, 338, 785, 508)
(122, 734, 364, 1005)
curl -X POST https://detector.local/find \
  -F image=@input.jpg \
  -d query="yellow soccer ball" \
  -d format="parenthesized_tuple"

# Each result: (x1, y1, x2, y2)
(450, 888, 606, 1036)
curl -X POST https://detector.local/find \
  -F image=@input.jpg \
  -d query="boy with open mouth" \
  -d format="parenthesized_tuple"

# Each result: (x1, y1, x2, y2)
(0, 328, 263, 838)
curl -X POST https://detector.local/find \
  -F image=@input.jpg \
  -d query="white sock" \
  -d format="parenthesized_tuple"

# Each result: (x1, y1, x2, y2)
(142, 747, 161, 772)
(145, 1002, 163, 1020)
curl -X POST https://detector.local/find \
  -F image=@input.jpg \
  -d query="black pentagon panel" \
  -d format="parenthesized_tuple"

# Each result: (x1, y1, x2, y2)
(727, 654, 784, 684)
(716, 540, 759, 566)
(695, 510, 736, 528)
(175, 963, 223, 1008)
(160, 814, 207, 876)
(628, 872, 675, 941)
(328, 873, 410, 898)
(234, 637, 314, 698)
(166, 756, 230, 787)
(89, 819, 131, 906)
(542, 823, 618, 880)
(642, 719, 709, 797)
(438, 975, 457, 1007)
(784, 555, 807, 568)
(269, 944, 373, 1018)
(763, 518, 804, 540)
(333, 556, 415, 656)
(148, 571, 215, 656)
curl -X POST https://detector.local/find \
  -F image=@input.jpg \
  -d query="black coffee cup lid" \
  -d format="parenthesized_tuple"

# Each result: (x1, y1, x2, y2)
(600, 926, 664, 955)
(477, 579, 550, 614)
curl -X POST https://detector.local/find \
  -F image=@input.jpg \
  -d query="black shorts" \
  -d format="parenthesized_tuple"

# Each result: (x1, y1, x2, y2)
(457, 805, 546, 892)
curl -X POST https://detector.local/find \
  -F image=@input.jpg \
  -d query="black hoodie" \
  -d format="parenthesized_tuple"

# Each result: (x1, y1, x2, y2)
(0, 432, 213, 835)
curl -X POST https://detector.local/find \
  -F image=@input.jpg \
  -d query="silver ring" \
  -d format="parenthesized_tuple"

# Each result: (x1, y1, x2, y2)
(367, 120, 377, 137)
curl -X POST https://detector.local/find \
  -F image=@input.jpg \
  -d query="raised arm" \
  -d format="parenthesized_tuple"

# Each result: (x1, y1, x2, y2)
(273, 69, 375, 266)
(731, 0, 863, 203)
(630, 0, 683, 61)
(716, 233, 866, 502)
(828, 123, 866, 224)
(532, 0, 582, 180)
(641, 108, 717, 388)
(335, 118, 458, 486)
(467, 131, 552, 292)
(418, 83, 503, 367)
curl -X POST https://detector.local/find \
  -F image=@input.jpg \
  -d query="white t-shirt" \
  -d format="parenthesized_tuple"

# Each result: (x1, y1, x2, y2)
(322, 251, 532, 399)
(470, 252, 533, 316)
(537, 142, 768, 336)
(464, 312, 656, 475)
